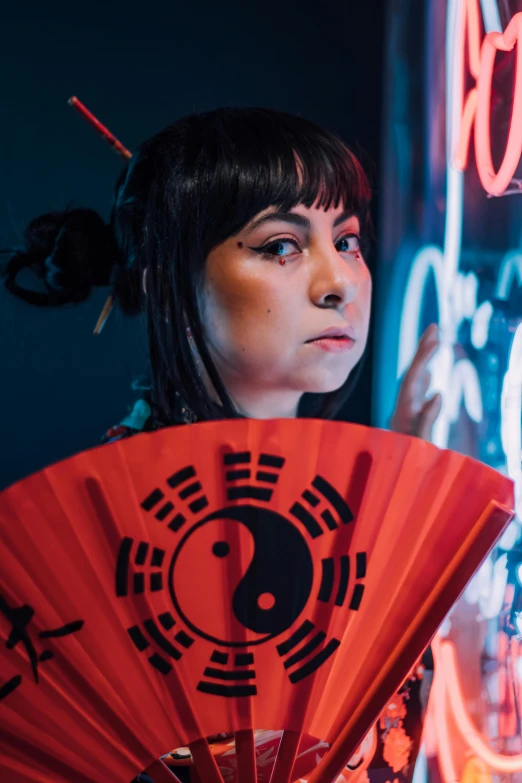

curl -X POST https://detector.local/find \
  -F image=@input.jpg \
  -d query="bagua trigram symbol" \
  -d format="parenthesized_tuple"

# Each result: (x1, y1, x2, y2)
(116, 450, 370, 695)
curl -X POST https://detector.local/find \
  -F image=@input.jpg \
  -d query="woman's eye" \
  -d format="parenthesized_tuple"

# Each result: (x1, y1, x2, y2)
(253, 239, 300, 258)
(336, 234, 361, 254)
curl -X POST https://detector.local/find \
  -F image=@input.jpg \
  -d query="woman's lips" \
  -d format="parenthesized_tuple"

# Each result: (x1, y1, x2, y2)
(307, 337, 356, 353)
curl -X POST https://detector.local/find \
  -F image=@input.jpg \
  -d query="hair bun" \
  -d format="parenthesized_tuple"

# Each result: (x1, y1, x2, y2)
(1, 208, 118, 306)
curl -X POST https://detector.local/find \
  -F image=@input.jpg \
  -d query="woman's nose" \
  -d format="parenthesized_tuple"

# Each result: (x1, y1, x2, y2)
(309, 247, 360, 308)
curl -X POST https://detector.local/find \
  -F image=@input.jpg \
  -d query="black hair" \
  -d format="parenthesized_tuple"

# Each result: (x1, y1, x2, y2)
(2, 106, 372, 423)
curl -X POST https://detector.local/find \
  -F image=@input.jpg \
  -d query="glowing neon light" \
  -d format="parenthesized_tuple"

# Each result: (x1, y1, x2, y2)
(453, 0, 522, 196)
(433, 639, 522, 774)
(463, 554, 508, 619)
(500, 323, 522, 519)
(395, 1, 522, 780)
(470, 301, 493, 350)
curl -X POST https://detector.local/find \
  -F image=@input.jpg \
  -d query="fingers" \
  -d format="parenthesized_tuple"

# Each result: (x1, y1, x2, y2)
(405, 324, 439, 383)
(390, 323, 442, 437)
(416, 393, 443, 440)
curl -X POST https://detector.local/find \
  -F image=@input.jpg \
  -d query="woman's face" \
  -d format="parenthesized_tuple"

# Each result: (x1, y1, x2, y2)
(199, 201, 372, 418)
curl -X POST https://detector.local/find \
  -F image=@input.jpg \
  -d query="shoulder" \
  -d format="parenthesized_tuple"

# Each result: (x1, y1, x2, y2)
(101, 398, 155, 444)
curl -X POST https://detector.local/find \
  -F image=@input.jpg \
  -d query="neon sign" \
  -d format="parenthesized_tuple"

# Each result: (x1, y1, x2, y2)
(398, 0, 522, 518)
(393, 0, 522, 781)
(453, 0, 522, 196)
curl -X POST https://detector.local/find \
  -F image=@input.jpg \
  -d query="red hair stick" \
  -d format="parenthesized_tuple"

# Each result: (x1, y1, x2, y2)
(68, 96, 132, 160)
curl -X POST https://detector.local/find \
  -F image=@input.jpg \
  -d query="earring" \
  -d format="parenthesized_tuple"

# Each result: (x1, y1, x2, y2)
(279, 258, 286, 266)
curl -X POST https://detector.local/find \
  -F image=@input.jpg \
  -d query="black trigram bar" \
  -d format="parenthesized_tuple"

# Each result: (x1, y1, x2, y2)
(301, 489, 320, 507)
(158, 611, 176, 630)
(255, 453, 285, 485)
(224, 452, 252, 466)
(288, 638, 341, 684)
(227, 486, 273, 501)
(317, 553, 366, 608)
(203, 667, 255, 681)
(127, 616, 195, 676)
(198, 647, 257, 696)
(349, 583, 365, 611)
(289, 503, 323, 538)
(115, 538, 167, 597)
(197, 682, 257, 697)
(224, 451, 284, 502)
(290, 475, 355, 538)
(167, 466, 197, 488)
(311, 476, 354, 525)
(140, 485, 188, 531)
(276, 620, 315, 656)
(142, 466, 208, 521)
(141, 489, 164, 511)
(318, 558, 335, 602)
(235, 653, 254, 665)
(226, 469, 251, 481)
(282, 631, 327, 669)
(356, 552, 367, 579)
(335, 555, 350, 606)
(211, 650, 229, 664)
(276, 619, 341, 685)
(169, 467, 210, 516)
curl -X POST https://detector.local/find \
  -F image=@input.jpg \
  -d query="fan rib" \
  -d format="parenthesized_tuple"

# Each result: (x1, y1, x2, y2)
(145, 759, 184, 783)
(269, 730, 301, 783)
(115, 536, 132, 596)
(235, 729, 257, 783)
(190, 738, 227, 783)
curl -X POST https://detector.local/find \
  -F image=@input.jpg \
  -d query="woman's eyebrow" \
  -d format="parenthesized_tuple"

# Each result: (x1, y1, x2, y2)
(244, 212, 309, 233)
(243, 209, 357, 234)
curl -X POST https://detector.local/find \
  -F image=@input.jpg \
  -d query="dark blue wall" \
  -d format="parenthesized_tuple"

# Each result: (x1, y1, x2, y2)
(0, 0, 385, 489)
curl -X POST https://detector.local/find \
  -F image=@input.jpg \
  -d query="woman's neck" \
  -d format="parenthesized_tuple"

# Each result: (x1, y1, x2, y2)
(232, 388, 302, 419)
(201, 371, 302, 418)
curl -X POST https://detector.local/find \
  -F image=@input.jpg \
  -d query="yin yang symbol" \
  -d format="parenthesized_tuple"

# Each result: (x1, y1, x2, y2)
(168, 505, 314, 646)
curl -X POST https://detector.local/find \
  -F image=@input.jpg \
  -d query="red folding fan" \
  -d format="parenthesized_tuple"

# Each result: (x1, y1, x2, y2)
(0, 419, 515, 783)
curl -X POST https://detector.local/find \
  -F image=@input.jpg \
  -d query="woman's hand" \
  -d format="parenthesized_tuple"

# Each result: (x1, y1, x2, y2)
(389, 323, 443, 440)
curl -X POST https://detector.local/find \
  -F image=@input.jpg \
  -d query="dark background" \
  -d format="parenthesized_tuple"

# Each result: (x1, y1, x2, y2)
(0, 0, 386, 490)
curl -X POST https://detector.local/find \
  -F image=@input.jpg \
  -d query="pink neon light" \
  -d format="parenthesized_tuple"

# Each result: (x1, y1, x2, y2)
(452, 0, 522, 196)
(433, 638, 522, 774)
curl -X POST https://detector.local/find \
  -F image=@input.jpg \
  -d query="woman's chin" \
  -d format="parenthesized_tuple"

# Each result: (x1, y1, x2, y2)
(301, 371, 352, 395)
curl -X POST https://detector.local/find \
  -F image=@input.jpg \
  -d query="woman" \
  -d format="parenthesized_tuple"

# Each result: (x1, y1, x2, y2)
(2, 106, 441, 783)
